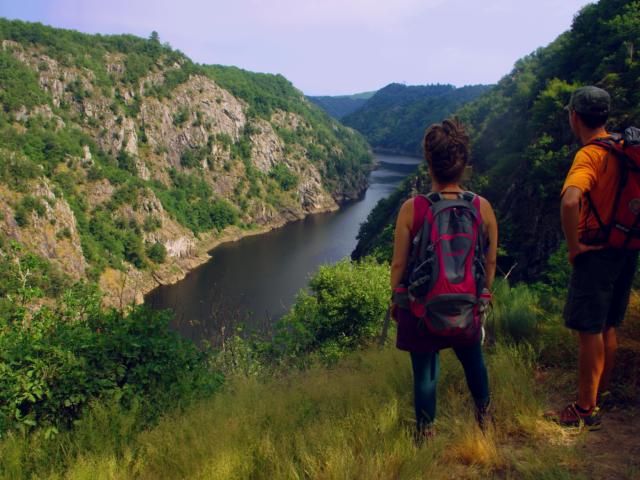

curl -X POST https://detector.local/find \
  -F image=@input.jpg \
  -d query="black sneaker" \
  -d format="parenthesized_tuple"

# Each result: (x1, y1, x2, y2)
(475, 400, 494, 431)
(413, 424, 435, 446)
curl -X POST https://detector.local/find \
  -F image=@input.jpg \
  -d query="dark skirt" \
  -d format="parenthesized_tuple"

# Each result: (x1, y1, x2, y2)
(395, 306, 481, 353)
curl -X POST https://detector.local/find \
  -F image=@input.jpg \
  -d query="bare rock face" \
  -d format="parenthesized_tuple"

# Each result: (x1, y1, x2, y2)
(86, 179, 115, 206)
(249, 119, 283, 173)
(298, 169, 335, 211)
(140, 75, 246, 167)
(0, 178, 87, 280)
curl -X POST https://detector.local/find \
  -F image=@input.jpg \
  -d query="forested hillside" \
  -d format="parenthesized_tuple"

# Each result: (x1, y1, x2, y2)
(342, 83, 491, 157)
(307, 91, 375, 119)
(0, 19, 372, 304)
(354, 0, 640, 281)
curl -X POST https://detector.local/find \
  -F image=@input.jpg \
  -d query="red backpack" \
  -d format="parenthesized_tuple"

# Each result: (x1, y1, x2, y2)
(393, 192, 487, 337)
(583, 127, 640, 250)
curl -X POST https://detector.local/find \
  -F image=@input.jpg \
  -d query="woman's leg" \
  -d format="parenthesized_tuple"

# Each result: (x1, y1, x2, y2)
(410, 351, 439, 430)
(453, 341, 490, 411)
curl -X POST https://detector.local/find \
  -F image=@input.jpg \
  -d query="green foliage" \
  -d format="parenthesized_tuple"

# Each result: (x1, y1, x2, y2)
(0, 118, 86, 177)
(0, 151, 41, 191)
(204, 66, 302, 119)
(146, 242, 167, 264)
(343, 83, 491, 156)
(0, 50, 50, 112)
(268, 164, 298, 191)
(271, 259, 389, 364)
(13, 195, 46, 227)
(453, 0, 640, 278)
(142, 215, 162, 232)
(0, 18, 182, 91)
(172, 107, 189, 126)
(84, 209, 149, 270)
(0, 244, 221, 437)
(180, 145, 208, 168)
(0, 293, 220, 436)
(0, 242, 71, 321)
(153, 170, 238, 233)
(307, 91, 376, 119)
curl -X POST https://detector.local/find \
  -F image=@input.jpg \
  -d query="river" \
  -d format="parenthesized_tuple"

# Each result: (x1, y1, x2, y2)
(144, 153, 420, 344)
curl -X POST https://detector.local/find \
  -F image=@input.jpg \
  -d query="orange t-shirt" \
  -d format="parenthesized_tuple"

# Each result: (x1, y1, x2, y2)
(561, 141, 620, 241)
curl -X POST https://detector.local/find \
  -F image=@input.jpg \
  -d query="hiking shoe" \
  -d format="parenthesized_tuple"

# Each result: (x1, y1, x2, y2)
(413, 424, 435, 446)
(546, 402, 602, 431)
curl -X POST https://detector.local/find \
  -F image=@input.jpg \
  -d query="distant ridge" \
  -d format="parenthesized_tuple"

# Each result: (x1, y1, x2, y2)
(307, 91, 377, 119)
(342, 83, 492, 157)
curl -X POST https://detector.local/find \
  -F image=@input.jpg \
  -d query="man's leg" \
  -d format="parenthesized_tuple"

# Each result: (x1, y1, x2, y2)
(598, 327, 617, 395)
(577, 331, 605, 410)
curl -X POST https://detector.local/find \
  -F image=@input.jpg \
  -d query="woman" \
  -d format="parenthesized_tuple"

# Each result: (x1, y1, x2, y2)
(390, 118, 498, 439)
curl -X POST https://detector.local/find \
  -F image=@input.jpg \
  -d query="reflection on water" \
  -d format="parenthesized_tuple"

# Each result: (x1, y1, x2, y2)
(145, 153, 421, 345)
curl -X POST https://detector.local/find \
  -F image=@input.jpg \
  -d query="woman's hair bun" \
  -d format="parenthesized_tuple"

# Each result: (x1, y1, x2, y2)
(423, 117, 470, 184)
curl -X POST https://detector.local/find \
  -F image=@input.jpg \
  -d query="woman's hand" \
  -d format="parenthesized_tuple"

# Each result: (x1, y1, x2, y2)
(390, 303, 399, 322)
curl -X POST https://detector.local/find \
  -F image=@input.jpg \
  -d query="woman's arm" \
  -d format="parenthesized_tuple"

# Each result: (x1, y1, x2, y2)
(480, 197, 498, 290)
(390, 199, 414, 291)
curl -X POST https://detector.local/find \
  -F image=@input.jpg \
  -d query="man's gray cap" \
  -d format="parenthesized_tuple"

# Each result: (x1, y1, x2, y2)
(567, 86, 610, 116)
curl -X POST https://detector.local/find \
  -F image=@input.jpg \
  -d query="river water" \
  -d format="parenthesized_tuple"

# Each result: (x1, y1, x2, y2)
(145, 153, 420, 344)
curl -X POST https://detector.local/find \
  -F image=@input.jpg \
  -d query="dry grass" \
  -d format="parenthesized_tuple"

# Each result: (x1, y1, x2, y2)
(32, 344, 592, 480)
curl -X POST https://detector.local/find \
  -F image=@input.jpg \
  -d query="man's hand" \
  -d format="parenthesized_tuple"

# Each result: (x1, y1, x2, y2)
(568, 242, 604, 264)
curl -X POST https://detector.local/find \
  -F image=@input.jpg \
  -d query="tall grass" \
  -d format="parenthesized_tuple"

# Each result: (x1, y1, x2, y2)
(1, 343, 590, 479)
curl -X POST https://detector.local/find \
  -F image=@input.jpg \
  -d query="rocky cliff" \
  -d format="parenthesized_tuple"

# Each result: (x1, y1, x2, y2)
(0, 20, 372, 305)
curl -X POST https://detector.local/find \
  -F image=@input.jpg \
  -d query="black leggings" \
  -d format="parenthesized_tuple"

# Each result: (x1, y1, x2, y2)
(410, 341, 490, 430)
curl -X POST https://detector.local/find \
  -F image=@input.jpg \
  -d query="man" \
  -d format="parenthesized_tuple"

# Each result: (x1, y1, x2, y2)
(552, 86, 639, 429)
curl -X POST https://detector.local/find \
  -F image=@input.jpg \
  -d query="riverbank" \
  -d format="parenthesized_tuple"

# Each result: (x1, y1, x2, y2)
(98, 200, 343, 309)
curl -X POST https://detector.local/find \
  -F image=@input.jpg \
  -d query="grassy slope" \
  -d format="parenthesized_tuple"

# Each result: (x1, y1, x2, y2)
(4, 290, 639, 479)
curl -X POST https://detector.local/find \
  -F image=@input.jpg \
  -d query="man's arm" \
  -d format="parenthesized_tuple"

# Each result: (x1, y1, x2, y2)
(561, 186, 602, 263)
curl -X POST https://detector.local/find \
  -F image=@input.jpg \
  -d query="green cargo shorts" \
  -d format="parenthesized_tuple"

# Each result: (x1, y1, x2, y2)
(563, 248, 639, 334)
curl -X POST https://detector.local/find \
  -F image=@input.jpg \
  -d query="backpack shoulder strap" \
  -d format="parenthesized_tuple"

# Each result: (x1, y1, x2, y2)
(460, 191, 476, 203)
(586, 134, 624, 157)
(424, 192, 442, 204)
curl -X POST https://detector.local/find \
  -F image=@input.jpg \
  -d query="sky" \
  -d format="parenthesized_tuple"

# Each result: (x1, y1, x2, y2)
(1, 0, 595, 96)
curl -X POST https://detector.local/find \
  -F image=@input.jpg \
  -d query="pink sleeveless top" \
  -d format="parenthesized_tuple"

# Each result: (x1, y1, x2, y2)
(395, 194, 483, 353)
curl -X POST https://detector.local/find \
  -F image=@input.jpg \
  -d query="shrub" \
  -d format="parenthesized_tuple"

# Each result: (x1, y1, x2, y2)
(14, 196, 46, 227)
(146, 241, 167, 263)
(143, 215, 162, 232)
(272, 258, 389, 364)
(0, 284, 221, 435)
(172, 107, 189, 126)
(269, 163, 298, 191)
